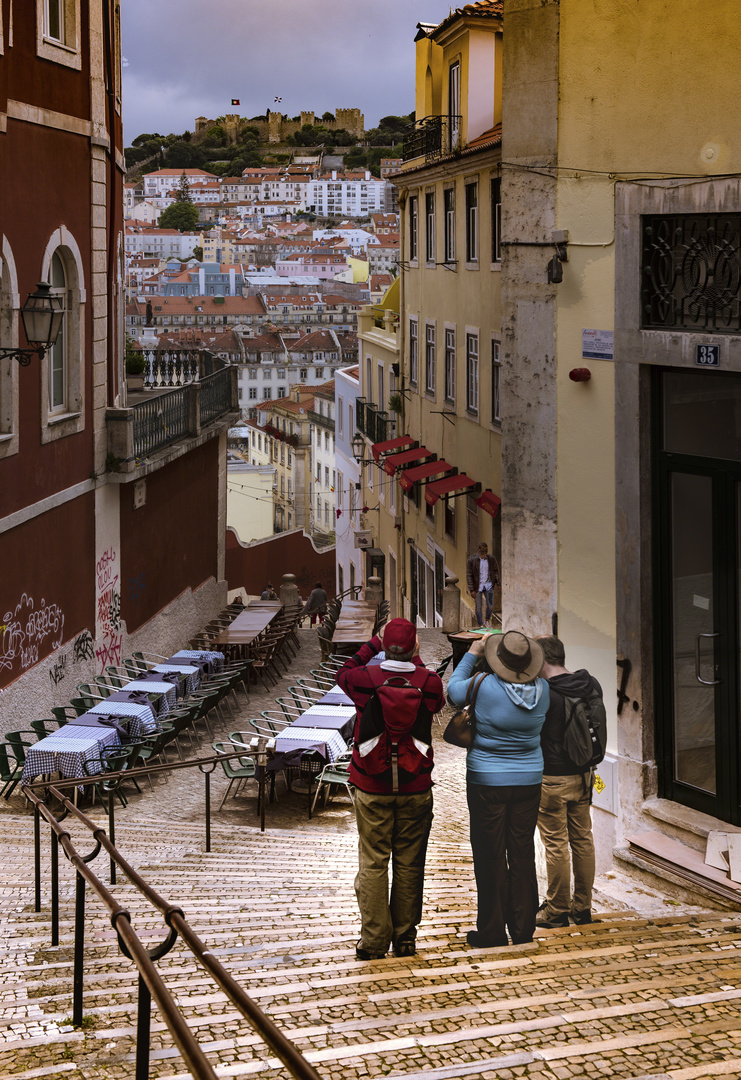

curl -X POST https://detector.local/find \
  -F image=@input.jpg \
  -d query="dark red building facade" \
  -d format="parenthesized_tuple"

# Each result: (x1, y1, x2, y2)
(0, 2, 237, 720)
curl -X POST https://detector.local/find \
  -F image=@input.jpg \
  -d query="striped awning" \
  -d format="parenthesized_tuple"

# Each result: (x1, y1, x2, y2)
(399, 459, 455, 493)
(383, 446, 434, 476)
(425, 474, 480, 506)
(371, 436, 416, 462)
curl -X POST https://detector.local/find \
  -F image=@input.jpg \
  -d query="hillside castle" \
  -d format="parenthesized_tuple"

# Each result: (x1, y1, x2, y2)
(194, 109, 365, 146)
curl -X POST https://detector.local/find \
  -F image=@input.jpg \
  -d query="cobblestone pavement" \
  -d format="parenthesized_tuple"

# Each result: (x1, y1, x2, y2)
(0, 626, 737, 1079)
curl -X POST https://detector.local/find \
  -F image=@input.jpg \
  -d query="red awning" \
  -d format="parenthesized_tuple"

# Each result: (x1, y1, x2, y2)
(399, 459, 455, 493)
(371, 435, 416, 462)
(383, 446, 433, 475)
(425, 474, 480, 506)
(475, 489, 502, 517)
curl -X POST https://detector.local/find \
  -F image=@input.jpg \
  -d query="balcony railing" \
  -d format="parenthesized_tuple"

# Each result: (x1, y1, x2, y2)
(403, 115, 461, 163)
(107, 368, 238, 470)
(141, 348, 221, 389)
(355, 398, 397, 444)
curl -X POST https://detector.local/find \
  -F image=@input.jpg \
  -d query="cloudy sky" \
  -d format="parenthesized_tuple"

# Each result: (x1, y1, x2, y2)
(121, 1, 455, 145)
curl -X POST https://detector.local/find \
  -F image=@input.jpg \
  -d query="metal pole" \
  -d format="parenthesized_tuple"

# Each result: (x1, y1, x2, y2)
(34, 805, 41, 913)
(109, 795, 116, 884)
(205, 770, 211, 853)
(136, 974, 152, 1080)
(258, 747, 266, 833)
(73, 870, 85, 1027)
(51, 831, 59, 946)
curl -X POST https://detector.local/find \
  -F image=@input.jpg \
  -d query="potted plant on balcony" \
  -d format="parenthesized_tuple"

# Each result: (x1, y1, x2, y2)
(388, 392, 403, 415)
(125, 336, 146, 391)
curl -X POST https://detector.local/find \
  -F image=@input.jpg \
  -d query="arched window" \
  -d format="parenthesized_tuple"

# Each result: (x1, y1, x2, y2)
(48, 251, 67, 412)
(0, 240, 20, 458)
(40, 230, 85, 444)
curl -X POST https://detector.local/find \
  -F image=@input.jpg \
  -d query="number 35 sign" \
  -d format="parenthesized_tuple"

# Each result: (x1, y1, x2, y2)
(696, 344, 720, 367)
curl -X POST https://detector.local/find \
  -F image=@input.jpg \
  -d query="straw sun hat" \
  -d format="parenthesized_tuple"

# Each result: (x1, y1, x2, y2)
(484, 630, 544, 684)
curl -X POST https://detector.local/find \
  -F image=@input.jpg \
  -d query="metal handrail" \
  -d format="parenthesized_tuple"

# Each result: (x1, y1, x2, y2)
(24, 767, 322, 1080)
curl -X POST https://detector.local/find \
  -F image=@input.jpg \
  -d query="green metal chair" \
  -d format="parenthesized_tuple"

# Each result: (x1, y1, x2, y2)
(212, 740, 258, 811)
(0, 743, 24, 799)
(311, 753, 354, 814)
(50, 706, 76, 726)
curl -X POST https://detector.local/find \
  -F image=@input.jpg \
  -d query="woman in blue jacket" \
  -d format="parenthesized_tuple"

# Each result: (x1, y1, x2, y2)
(447, 630, 549, 947)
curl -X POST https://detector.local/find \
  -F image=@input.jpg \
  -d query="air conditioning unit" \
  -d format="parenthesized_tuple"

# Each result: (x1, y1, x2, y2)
(354, 530, 373, 549)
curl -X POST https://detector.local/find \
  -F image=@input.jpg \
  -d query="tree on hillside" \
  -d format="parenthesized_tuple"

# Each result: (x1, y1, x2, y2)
(176, 171, 192, 203)
(158, 201, 199, 232)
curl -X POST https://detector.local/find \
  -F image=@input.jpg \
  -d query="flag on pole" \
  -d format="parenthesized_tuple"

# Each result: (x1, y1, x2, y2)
(231, 98, 240, 106)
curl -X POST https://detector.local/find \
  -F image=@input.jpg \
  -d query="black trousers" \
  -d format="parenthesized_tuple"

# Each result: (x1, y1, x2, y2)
(466, 781, 542, 945)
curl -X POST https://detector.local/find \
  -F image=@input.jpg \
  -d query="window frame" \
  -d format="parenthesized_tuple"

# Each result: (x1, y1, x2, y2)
(491, 338, 501, 425)
(444, 326, 456, 404)
(444, 187, 456, 264)
(40, 230, 86, 445)
(425, 321, 436, 397)
(408, 195, 418, 264)
(491, 176, 502, 264)
(0, 242, 20, 459)
(409, 317, 419, 387)
(425, 191, 435, 265)
(466, 331, 479, 415)
(465, 181, 479, 266)
(37, 0, 81, 69)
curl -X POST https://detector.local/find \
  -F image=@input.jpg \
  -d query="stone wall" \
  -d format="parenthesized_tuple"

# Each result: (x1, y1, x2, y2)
(195, 108, 365, 146)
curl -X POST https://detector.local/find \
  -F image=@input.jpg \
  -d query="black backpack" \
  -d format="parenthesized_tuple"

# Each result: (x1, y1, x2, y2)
(561, 688, 607, 770)
(355, 669, 433, 791)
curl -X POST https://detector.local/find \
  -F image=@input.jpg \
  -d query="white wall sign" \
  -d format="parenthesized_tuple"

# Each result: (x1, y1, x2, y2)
(582, 328, 614, 361)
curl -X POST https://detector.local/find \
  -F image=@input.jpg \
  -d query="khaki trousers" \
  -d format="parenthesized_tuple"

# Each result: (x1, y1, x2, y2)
(537, 773, 595, 916)
(354, 788, 433, 953)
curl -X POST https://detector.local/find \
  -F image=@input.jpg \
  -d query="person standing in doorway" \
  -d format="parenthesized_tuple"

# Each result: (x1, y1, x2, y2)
(535, 635, 602, 928)
(466, 542, 500, 627)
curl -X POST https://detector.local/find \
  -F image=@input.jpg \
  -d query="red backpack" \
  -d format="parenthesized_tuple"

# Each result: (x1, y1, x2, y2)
(355, 668, 433, 791)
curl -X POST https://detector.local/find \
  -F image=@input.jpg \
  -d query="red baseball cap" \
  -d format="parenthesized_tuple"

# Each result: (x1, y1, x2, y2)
(383, 618, 417, 657)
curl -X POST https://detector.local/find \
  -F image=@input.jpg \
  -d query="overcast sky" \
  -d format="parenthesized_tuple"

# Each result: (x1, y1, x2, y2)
(121, 1, 455, 145)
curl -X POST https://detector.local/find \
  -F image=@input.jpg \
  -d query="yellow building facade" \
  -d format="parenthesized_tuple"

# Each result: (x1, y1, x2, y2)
(502, 0, 741, 889)
(356, 4, 505, 628)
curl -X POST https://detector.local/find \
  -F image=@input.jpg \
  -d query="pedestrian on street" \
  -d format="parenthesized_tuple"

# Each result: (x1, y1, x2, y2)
(465, 542, 500, 627)
(260, 583, 277, 600)
(300, 581, 328, 626)
(447, 630, 549, 947)
(535, 635, 603, 928)
(337, 618, 445, 960)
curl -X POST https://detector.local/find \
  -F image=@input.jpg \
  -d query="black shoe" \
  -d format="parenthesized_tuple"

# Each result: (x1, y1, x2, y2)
(535, 908, 569, 929)
(572, 909, 592, 925)
(356, 941, 387, 961)
(466, 930, 502, 948)
(393, 939, 416, 957)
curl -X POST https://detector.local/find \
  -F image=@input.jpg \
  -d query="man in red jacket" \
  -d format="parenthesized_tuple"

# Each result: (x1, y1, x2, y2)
(338, 618, 445, 960)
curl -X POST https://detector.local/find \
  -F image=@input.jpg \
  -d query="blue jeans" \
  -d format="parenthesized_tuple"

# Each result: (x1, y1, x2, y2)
(475, 587, 494, 625)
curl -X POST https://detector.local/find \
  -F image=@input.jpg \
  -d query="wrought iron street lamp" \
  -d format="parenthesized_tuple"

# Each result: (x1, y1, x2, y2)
(351, 431, 376, 468)
(0, 282, 64, 366)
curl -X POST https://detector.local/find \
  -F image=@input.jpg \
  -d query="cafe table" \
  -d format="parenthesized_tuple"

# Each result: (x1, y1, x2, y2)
(171, 649, 225, 673)
(151, 663, 200, 695)
(212, 607, 282, 646)
(87, 700, 160, 737)
(315, 684, 354, 706)
(22, 723, 121, 785)
(287, 704, 356, 739)
(117, 677, 178, 715)
(447, 628, 503, 669)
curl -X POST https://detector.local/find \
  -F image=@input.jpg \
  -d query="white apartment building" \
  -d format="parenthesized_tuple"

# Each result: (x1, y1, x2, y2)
(334, 364, 363, 598)
(124, 227, 201, 260)
(142, 169, 217, 198)
(307, 173, 390, 219)
(310, 387, 337, 537)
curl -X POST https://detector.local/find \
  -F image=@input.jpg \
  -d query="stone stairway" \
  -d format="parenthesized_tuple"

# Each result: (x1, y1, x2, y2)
(1, 810, 741, 1080)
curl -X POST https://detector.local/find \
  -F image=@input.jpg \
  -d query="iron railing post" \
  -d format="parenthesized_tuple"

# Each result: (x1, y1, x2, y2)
(205, 769, 211, 853)
(51, 830, 59, 946)
(73, 870, 85, 1027)
(34, 804, 41, 912)
(136, 974, 152, 1080)
(109, 795, 116, 885)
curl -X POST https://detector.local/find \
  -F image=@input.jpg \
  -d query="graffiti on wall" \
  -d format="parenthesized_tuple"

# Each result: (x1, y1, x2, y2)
(128, 572, 146, 604)
(96, 547, 123, 673)
(49, 654, 67, 687)
(73, 631, 95, 664)
(0, 594, 65, 674)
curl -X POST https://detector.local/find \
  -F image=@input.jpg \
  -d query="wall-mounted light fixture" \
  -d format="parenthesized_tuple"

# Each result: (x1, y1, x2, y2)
(0, 282, 64, 366)
(569, 368, 592, 382)
(351, 431, 376, 469)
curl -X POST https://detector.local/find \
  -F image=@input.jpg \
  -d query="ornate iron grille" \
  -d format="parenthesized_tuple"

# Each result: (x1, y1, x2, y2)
(200, 367, 232, 426)
(132, 387, 189, 457)
(355, 396, 368, 435)
(641, 214, 741, 332)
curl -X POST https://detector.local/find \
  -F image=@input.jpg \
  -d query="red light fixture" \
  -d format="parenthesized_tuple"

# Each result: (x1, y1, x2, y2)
(569, 368, 591, 382)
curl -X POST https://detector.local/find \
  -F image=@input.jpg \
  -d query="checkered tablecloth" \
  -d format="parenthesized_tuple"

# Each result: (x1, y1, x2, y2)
(121, 679, 177, 715)
(171, 649, 225, 673)
(316, 685, 354, 706)
(297, 704, 356, 731)
(274, 726, 348, 763)
(152, 664, 200, 695)
(88, 700, 159, 736)
(22, 726, 121, 783)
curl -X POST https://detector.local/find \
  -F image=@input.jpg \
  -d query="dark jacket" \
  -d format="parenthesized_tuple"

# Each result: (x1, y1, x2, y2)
(337, 635, 445, 794)
(465, 553, 500, 592)
(302, 587, 327, 614)
(541, 669, 603, 775)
